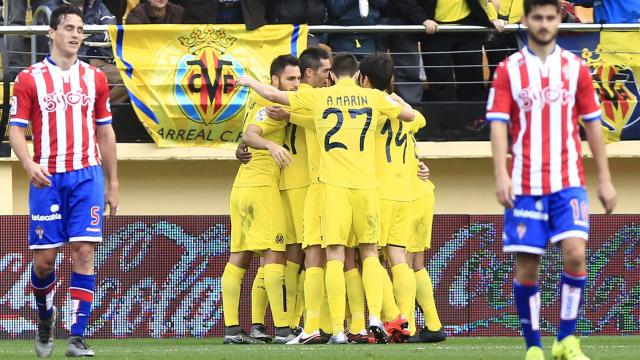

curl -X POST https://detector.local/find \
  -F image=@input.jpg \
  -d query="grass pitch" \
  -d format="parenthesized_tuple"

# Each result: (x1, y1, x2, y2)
(1, 336, 638, 359)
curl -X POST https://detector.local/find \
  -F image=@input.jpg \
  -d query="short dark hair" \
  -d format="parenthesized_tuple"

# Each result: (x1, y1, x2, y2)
(299, 47, 330, 79)
(359, 54, 394, 92)
(331, 53, 359, 77)
(50, 4, 84, 30)
(270, 54, 300, 77)
(524, 0, 561, 16)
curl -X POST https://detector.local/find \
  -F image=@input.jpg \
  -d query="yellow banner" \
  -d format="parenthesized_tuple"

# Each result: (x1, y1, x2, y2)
(109, 24, 308, 148)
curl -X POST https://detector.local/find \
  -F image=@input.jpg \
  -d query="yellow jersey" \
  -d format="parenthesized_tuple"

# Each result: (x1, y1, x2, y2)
(376, 108, 426, 201)
(408, 113, 435, 199)
(233, 93, 287, 187)
(435, 0, 497, 22)
(279, 84, 313, 190)
(287, 78, 405, 189)
(499, 0, 524, 24)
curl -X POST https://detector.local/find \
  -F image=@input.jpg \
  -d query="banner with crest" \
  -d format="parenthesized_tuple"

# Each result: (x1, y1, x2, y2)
(518, 31, 640, 142)
(109, 24, 307, 147)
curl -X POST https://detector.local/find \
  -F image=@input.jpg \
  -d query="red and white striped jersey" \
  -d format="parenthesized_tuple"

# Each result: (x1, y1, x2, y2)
(486, 46, 601, 196)
(9, 57, 112, 174)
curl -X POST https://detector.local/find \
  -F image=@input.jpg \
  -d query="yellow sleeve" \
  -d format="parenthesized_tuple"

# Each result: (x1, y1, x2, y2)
(374, 90, 403, 121)
(290, 111, 315, 129)
(249, 106, 285, 135)
(287, 87, 316, 114)
(412, 110, 427, 132)
(485, 0, 498, 21)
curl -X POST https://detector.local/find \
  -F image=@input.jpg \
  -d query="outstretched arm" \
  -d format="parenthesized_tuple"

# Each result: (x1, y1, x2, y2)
(583, 120, 616, 214)
(236, 76, 290, 106)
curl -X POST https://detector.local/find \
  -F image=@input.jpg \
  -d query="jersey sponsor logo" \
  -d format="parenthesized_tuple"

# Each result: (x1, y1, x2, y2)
(254, 108, 267, 122)
(31, 213, 62, 222)
(40, 89, 93, 113)
(518, 85, 574, 112)
(10, 96, 18, 116)
(174, 26, 248, 125)
(513, 208, 549, 221)
(86, 227, 101, 233)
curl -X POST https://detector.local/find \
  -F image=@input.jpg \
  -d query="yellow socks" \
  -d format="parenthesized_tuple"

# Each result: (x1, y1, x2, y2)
(381, 266, 401, 321)
(362, 256, 384, 319)
(320, 292, 333, 335)
(222, 262, 246, 327)
(284, 261, 301, 328)
(291, 269, 305, 328)
(303, 267, 324, 334)
(345, 268, 366, 334)
(251, 266, 268, 325)
(264, 263, 288, 328)
(392, 263, 417, 335)
(325, 260, 346, 334)
(415, 268, 442, 330)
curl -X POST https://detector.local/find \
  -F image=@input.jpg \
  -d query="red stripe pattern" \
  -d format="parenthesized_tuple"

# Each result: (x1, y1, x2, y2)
(70, 287, 94, 303)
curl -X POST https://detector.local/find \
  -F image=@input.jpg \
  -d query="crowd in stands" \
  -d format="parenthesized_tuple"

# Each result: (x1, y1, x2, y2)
(2, 0, 640, 138)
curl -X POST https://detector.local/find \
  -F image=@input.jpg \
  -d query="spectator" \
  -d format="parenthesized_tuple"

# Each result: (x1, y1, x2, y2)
(396, 0, 497, 103)
(327, 0, 387, 60)
(101, 0, 129, 23)
(570, 0, 640, 24)
(4, 0, 55, 80)
(377, 0, 423, 106)
(126, 0, 183, 24)
(266, 0, 328, 45)
(172, 0, 264, 30)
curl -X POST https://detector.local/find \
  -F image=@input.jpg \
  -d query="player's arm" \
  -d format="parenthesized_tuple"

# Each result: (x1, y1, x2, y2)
(417, 162, 430, 181)
(242, 124, 292, 168)
(266, 106, 315, 130)
(236, 76, 290, 106)
(388, 93, 415, 122)
(8, 74, 51, 188)
(95, 70, 119, 216)
(9, 126, 51, 188)
(577, 63, 616, 213)
(487, 61, 514, 208)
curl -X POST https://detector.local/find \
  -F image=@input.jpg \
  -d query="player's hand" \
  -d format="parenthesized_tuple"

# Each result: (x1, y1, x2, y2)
(597, 179, 617, 214)
(417, 162, 430, 180)
(495, 173, 514, 208)
(267, 142, 293, 168)
(492, 19, 507, 32)
(235, 142, 252, 164)
(266, 106, 291, 122)
(422, 19, 438, 35)
(235, 76, 255, 87)
(25, 161, 52, 188)
(105, 183, 119, 219)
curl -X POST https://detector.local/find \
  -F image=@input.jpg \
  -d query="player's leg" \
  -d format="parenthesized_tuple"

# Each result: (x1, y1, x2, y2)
(29, 179, 64, 357)
(344, 246, 370, 343)
(411, 251, 446, 343)
(514, 253, 544, 358)
(250, 257, 271, 342)
(65, 166, 106, 356)
(282, 188, 306, 331)
(386, 245, 414, 343)
(285, 243, 304, 330)
(264, 249, 291, 343)
(549, 187, 590, 360)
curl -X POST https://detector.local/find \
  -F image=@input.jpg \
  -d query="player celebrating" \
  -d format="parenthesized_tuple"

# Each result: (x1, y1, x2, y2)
(487, 0, 616, 358)
(237, 53, 415, 344)
(222, 55, 300, 344)
(9, 4, 119, 357)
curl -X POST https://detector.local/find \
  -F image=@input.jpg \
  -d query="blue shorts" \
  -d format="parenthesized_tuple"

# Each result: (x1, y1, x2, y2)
(503, 187, 589, 255)
(29, 166, 104, 250)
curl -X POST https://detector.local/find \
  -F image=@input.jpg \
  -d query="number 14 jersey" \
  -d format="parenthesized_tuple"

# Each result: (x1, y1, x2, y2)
(287, 78, 404, 189)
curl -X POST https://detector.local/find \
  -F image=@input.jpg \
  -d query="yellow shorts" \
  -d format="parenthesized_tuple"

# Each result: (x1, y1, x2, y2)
(230, 185, 287, 253)
(302, 182, 322, 249)
(407, 190, 435, 253)
(379, 199, 412, 248)
(281, 187, 307, 245)
(320, 183, 380, 248)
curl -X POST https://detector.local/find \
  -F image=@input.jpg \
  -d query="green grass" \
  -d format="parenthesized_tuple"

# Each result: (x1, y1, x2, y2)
(1, 336, 639, 359)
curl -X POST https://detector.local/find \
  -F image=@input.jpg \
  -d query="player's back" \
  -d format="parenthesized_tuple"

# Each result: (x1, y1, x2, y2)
(289, 78, 403, 189)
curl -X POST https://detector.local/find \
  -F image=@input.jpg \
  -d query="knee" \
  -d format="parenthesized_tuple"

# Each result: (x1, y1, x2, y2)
(71, 244, 95, 267)
(563, 247, 586, 271)
(33, 259, 55, 277)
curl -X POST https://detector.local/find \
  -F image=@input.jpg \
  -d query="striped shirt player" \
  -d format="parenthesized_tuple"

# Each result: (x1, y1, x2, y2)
(487, 45, 601, 253)
(8, 5, 119, 357)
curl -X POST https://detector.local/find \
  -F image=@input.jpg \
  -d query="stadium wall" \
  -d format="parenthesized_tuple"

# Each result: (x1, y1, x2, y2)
(0, 215, 637, 339)
(1, 141, 639, 215)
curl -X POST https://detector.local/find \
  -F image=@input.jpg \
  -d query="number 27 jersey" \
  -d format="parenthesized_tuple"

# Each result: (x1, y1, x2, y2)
(287, 78, 404, 189)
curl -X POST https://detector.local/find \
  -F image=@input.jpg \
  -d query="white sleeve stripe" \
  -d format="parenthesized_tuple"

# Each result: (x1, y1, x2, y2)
(580, 110, 602, 120)
(96, 117, 112, 122)
(10, 118, 30, 124)
(486, 112, 510, 120)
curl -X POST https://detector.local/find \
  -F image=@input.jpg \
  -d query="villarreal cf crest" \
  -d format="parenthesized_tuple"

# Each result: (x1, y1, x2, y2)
(175, 27, 249, 125)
